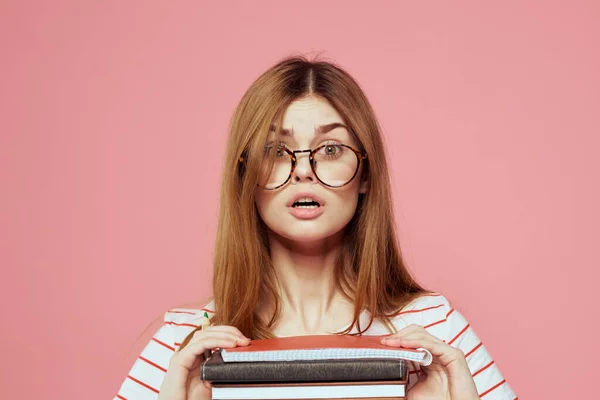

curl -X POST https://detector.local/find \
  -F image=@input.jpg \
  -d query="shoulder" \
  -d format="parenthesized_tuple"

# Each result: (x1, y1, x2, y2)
(399, 291, 453, 311)
(389, 292, 472, 345)
(390, 293, 454, 332)
(163, 299, 216, 349)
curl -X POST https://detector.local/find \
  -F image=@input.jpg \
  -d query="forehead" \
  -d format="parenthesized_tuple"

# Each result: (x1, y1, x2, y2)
(278, 96, 345, 135)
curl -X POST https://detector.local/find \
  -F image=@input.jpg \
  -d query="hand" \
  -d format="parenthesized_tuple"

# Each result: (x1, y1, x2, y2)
(157, 325, 250, 400)
(380, 324, 479, 400)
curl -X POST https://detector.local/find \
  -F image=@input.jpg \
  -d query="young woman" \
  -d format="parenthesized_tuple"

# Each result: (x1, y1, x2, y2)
(114, 56, 516, 400)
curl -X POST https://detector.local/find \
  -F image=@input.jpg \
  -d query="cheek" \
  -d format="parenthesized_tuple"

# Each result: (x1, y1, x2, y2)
(333, 193, 360, 221)
(254, 190, 277, 220)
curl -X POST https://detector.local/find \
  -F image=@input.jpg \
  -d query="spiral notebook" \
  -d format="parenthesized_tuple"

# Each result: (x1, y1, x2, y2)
(220, 334, 432, 365)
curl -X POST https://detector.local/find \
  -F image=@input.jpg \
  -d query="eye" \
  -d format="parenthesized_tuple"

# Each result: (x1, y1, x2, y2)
(316, 144, 344, 157)
(325, 145, 338, 155)
(264, 144, 288, 157)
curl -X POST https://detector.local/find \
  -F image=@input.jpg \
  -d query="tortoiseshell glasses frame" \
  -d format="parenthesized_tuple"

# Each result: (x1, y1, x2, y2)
(239, 143, 368, 190)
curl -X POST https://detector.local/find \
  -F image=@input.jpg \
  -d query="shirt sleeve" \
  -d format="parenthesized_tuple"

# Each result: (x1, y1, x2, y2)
(113, 307, 210, 400)
(394, 294, 517, 399)
(443, 300, 517, 399)
(113, 314, 176, 400)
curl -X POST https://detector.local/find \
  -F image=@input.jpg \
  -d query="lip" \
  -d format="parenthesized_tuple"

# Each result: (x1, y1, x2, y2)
(286, 192, 326, 208)
(286, 192, 326, 220)
(288, 205, 324, 220)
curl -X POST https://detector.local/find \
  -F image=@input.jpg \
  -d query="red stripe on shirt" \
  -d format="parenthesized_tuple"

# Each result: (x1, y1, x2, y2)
(424, 318, 446, 329)
(127, 375, 159, 394)
(448, 323, 470, 345)
(202, 308, 215, 313)
(139, 356, 167, 373)
(167, 310, 196, 315)
(167, 321, 200, 328)
(152, 337, 175, 352)
(465, 342, 483, 358)
(116, 395, 127, 400)
(446, 308, 455, 318)
(473, 360, 494, 377)
(479, 379, 506, 398)
(396, 304, 444, 315)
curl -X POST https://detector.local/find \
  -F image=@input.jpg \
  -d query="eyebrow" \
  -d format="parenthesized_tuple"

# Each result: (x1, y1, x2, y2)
(269, 122, 349, 136)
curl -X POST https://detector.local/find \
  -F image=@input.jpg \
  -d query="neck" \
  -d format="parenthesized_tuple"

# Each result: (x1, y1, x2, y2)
(260, 230, 354, 335)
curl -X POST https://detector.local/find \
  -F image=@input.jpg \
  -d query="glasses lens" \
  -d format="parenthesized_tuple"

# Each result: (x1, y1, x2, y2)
(259, 145, 292, 189)
(313, 144, 359, 187)
(258, 144, 361, 189)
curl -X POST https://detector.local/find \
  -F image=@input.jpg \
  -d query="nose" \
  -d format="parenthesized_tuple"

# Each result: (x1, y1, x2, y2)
(291, 151, 316, 184)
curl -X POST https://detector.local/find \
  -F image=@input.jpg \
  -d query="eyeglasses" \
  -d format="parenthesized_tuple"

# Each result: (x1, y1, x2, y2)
(246, 143, 367, 190)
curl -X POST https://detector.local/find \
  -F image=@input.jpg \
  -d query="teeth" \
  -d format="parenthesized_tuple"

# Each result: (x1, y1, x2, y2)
(292, 197, 320, 208)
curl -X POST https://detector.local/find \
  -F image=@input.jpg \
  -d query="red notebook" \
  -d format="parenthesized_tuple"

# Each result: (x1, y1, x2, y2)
(221, 334, 432, 365)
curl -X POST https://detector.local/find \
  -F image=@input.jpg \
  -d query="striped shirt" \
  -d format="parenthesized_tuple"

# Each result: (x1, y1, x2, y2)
(114, 293, 517, 399)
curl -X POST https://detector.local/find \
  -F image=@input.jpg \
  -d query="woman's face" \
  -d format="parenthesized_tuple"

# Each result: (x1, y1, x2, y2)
(255, 96, 368, 244)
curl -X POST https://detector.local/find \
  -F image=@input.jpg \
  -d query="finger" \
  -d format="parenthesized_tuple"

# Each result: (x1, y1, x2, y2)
(202, 325, 248, 339)
(191, 330, 248, 344)
(171, 337, 249, 371)
(387, 336, 465, 368)
(191, 334, 251, 350)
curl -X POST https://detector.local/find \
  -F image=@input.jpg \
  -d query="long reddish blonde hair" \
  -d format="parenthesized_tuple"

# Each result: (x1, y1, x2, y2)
(181, 55, 427, 348)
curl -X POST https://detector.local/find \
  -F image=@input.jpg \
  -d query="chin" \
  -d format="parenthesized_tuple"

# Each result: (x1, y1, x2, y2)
(258, 206, 356, 245)
(269, 220, 349, 244)
(280, 231, 336, 243)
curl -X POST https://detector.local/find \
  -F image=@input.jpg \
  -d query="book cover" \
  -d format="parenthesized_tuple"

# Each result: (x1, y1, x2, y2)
(221, 334, 432, 365)
(202, 350, 407, 383)
(211, 379, 406, 399)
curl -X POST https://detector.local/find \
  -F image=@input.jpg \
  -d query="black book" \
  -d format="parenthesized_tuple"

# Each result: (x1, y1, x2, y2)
(202, 350, 407, 383)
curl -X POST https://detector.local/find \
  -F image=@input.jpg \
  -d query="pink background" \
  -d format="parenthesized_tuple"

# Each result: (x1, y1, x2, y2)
(1, 1, 598, 399)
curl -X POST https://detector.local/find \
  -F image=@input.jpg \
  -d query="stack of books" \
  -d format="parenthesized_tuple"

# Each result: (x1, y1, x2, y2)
(201, 334, 432, 399)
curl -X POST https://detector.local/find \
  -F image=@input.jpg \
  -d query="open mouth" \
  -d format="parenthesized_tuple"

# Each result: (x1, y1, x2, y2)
(292, 200, 321, 208)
